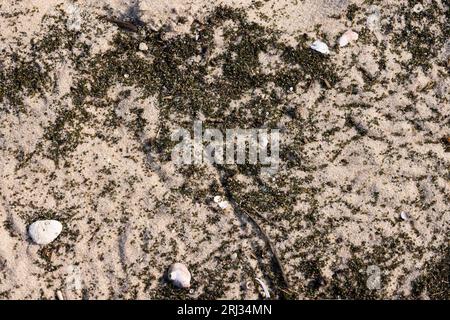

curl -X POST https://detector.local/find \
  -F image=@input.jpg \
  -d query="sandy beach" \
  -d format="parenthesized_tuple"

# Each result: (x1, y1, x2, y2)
(0, 0, 448, 299)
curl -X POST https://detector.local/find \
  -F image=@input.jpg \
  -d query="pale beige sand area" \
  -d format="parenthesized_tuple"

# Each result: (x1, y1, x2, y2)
(0, 0, 449, 299)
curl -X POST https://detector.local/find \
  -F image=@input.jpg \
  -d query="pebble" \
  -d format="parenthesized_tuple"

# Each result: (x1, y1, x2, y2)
(339, 29, 359, 47)
(310, 40, 330, 55)
(138, 42, 148, 51)
(28, 220, 62, 245)
(168, 263, 191, 288)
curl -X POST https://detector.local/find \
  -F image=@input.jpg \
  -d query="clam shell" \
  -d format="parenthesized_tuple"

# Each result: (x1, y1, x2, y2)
(168, 263, 191, 288)
(339, 30, 359, 47)
(310, 40, 330, 55)
(400, 211, 410, 221)
(28, 220, 62, 245)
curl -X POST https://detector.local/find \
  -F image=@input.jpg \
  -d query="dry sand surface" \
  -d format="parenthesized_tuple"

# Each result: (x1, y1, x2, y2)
(0, 0, 449, 299)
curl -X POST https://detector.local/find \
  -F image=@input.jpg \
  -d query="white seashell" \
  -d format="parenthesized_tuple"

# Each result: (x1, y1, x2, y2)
(168, 263, 191, 288)
(56, 290, 64, 300)
(413, 4, 424, 13)
(339, 30, 359, 47)
(138, 42, 148, 51)
(28, 220, 62, 245)
(255, 278, 270, 298)
(400, 211, 410, 221)
(213, 195, 229, 209)
(366, 6, 381, 31)
(310, 40, 330, 55)
(218, 200, 228, 209)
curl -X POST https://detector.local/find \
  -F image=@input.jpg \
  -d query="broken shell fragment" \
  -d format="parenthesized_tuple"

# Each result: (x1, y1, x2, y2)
(28, 220, 62, 245)
(255, 278, 270, 298)
(168, 263, 191, 288)
(310, 40, 330, 55)
(339, 29, 359, 47)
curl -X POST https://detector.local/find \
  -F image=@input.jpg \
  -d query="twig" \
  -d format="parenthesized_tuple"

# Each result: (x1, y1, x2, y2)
(219, 171, 290, 294)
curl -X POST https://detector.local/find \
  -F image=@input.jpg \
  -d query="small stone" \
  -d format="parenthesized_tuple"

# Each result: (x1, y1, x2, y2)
(310, 40, 330, 55)
(138, 42, 148, 51)
(124, 73, 129, 79)
(28, 220, 62, 245)
(168, 263, 191, 288)
(339, 29, 359, 47)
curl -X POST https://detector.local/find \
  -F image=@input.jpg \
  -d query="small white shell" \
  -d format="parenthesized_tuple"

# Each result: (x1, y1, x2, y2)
(213, 195, 229, 209)
(218, 201, 228, 209)
(168, 263, 191, 288)
(28, 220, 62, 245)
(138, 42, 148, 51)
(339, 30, 359, 47)
(56, 290, 64, 300)
(400, 211, 410, 221)
(255, 278, 270, 298)
(310, 40, 330, 55)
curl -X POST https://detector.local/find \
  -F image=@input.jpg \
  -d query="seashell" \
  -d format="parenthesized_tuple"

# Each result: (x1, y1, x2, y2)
(56, 290, 64, 300)
(168, 263, 191, 288)
(338, 29, 359, 47)
(400, 211, 410, 221)
(255, 278, 270, 298)
(310, 40, 330, 55)
(28, 220, 62, 245)
(139, 42, 148, 51)
(213, 195, 229, 209)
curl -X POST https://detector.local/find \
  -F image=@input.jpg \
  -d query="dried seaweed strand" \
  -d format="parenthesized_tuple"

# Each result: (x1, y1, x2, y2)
(218, 172, 290, 294)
